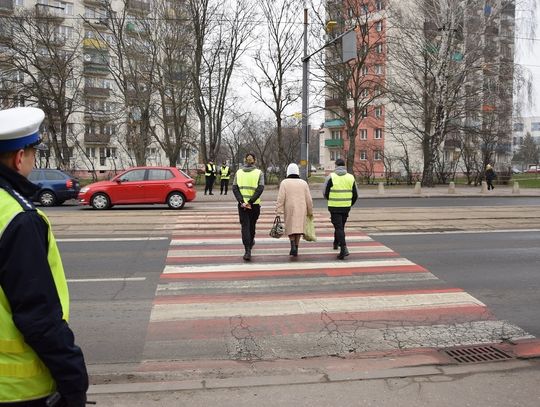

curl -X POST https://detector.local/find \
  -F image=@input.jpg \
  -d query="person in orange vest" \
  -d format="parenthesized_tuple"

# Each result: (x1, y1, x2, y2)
(0, 107, 88, 406)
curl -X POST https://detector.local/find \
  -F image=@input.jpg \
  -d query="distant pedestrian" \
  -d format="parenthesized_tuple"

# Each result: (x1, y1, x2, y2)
(219, 162, 231, 195)
(323, 158, 358, 260)
(204, 159, 217, 195)
(233, 153, 264, 261)
(486, 164, 496, 190)
(276, 163, 313, 257)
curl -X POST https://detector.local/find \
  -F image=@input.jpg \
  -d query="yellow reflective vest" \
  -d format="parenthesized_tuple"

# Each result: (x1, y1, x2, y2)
(205, 163, 216, 177)
(220, 166, 230, 180)
(328, 172, 355, 208)
(0, 188, 69, 403)
(236, 168, 262, 204)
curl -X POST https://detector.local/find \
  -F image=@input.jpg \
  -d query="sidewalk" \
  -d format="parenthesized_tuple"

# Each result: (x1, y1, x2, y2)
(196, 183, 540, 202)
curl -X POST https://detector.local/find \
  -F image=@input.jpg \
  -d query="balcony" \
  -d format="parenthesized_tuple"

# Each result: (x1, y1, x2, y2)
(84, 133, 111, 144)
(83, 38, 108, 50)
(83, 0, 105, 6)
(84, 86, 110, 98)
(324, 119, 345, 128)
(0, 0, 13, 14)
(84, 61, 109, 75)
(127, 0, 150, 14)
(325, 98, 341, 108)
(325, 139, 344, 148)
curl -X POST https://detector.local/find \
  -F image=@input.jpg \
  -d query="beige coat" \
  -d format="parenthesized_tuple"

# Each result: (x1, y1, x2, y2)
(275, 178, 313, 235)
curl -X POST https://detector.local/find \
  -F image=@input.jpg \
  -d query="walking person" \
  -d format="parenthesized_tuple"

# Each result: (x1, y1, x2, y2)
(219, 162, 231, 195)
(276, 163, 313, 257)
(0, 107, 88, 406)
(233, 153, 264, 261)
(323, 158, 358, 260)
(204, 159, 217, 195)
(485, 164, 496, 191)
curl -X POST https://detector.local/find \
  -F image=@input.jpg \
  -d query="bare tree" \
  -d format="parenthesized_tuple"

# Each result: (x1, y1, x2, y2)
(2, 6, 84, 169)
(247, 0, 303, 177)
(513, 132, 540, 170)
(189, 0, 256, 162)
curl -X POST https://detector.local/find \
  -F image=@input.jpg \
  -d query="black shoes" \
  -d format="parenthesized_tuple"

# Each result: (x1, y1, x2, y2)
(243, 248, 252, 261)
(333, 241, 339, 250)
(289, 241, 298, 257)
(337, 246, 349, 260)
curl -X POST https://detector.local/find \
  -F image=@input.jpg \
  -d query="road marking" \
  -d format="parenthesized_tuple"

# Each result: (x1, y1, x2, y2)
(67, 277, 147, 283)
(57, 237, 169, 242)
(371, 229, 540, 236)
(170, 236, 373, 245)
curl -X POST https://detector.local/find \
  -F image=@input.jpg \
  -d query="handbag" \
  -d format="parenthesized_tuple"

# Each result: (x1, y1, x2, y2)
(303, 215, 317, 242)
(269, 215, 284, 239)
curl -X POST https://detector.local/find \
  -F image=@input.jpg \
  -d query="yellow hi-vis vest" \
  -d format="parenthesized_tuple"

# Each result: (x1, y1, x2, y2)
(0, 188, 69, 403)
(328, 172, 355, 208)
(205, 164, 216, 177)
(236, 168, 262, 204)
(220, 166, 230, 180)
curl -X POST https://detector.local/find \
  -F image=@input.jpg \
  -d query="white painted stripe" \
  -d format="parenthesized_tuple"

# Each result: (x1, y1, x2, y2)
(167, 246, 394, 257)
(170, 236, 372, 245)
(58, 237, 168, 242)
(371, 229, 540, 236)
(67, 277, 147, 283)
(163, 258, 416, 274)
(149, 292, 483, 321)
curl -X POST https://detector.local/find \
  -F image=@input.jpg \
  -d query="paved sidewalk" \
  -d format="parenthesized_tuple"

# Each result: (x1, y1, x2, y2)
(196, 183, 540, 202)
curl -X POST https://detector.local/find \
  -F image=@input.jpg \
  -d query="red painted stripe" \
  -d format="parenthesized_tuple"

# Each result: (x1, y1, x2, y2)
(166, 251, 398, 265)
(153, 287, 464, 305)
(171, 232, 369, 240)
(160, 265, 428, 280)
(145, 305, 492, 341)
(168, 241, 382, 251)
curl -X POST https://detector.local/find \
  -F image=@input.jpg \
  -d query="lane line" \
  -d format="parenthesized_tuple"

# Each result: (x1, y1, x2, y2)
(58, 237, 169, 242)
(67, 277, 147, 283)
(371, 229, 540, 236)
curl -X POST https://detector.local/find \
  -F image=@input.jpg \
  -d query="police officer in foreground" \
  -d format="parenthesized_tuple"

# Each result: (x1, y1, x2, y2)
(0, 107, 88, 406)
(232, 153, 264, 261)
(204, 159, 217, 195)
(219, 161, 231, 195)
(323, 158, 358, 260)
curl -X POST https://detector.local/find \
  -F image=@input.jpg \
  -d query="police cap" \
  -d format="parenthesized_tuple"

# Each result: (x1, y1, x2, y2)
(0, 107, 47, 153)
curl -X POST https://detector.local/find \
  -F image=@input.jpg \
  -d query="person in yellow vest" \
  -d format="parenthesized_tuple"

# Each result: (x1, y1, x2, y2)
(232, 153, 264, 261)
(204, 159, 217, 195)
(323, 158, 358, 260)
(0, 107, 88, 406)
(219, 162, 231, 195)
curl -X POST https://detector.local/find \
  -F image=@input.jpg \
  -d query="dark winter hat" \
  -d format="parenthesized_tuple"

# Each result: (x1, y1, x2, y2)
(335, 158, 345, 166)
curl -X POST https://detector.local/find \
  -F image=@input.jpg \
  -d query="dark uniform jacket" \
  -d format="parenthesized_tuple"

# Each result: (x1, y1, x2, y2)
(0, 163, 88, 406)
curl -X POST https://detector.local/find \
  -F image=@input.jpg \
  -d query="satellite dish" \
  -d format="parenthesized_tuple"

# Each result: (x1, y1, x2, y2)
(84, 54, 92, 62)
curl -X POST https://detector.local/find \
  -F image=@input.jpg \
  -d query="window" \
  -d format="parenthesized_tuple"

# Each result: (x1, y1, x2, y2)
(361, 3, 369, 14)
(28, 171, 41, 181)
(375, 21, 383, 32)
(120, 169, 146, 182)
(44, 170, 66, 181)
(86, 147, 96, 158)
(15, 0, 24, 6)
(148, 169, 174, 180)
(374, 64, 383, 75)
(376, 0, 384, 11)
(376, 43, 384, 53)
(331, 130, 341, 139)
(360, 129, 367, 140)
(361, 88, 369, 97)
(375, 128, 383, 139)
(513, 123, 524, 132)
(360, 150, 367, 160)
(362, 65, 369, 75)
(374, 150, 382, 160)
(361, 108, 368, 118)
(375, 107, 382, 118)
(531, 122, 540, 131)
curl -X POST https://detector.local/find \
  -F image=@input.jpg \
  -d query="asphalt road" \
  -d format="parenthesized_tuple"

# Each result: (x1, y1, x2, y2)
(60, 230, 540, 365)
(43, 196, 540, 211)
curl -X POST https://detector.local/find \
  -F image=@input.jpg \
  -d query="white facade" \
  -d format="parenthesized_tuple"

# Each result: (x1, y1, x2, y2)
(512, 116, 540, 152)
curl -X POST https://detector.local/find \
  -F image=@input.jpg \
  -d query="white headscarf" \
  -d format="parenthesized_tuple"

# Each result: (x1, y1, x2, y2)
(286, 163, 299, 176)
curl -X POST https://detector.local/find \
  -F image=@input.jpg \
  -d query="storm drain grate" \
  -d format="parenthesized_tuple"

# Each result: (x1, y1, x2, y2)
(443, 345, 514, 364)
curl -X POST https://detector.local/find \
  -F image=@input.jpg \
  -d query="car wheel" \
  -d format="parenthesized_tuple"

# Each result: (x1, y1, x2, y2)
(39, 190, 56, 207)
(91, 193, 111, 210)
(167, 192, 185, 209)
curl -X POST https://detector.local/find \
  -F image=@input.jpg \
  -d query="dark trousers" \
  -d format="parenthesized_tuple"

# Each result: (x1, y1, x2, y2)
(238, 204, 260, 248)
(487, 180, 495, 190)
(205, 176, 215, 194)
(220, 179, 229, 194)
(330, 211, 349, 247)
(0, 397, 49, 406)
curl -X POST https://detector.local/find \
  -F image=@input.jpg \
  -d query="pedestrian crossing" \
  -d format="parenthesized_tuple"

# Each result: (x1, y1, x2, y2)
(142, 210, 532, 362)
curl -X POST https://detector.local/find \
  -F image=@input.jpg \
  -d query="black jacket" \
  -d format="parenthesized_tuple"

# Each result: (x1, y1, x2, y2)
(0, 163, 88, 406)
(323, 168, 359, 213)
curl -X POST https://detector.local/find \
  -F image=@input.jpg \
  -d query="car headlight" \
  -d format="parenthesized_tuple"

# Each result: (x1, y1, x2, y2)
(80, 187, 90, 193)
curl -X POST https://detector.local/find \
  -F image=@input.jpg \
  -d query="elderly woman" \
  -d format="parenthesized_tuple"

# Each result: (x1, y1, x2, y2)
(276, 163, 314, 256)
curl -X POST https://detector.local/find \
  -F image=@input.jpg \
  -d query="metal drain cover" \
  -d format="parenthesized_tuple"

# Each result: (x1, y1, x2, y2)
(443, 345, 514, 364)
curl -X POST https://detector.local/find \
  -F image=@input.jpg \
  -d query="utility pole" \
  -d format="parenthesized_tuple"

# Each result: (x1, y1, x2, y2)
(300, 8, 309, 181)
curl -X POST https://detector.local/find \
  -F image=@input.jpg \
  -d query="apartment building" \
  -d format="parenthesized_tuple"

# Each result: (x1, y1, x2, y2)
(320, 0, 516, 177)
(512, 116, 540, 152)
(0, 0, 198, 179)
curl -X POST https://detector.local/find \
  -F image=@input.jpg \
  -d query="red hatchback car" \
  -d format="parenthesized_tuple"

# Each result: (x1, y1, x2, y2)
(78, 166, 196, 209)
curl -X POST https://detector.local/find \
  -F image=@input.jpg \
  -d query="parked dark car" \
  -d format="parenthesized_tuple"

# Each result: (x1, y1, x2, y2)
(28, 169, 81, 207)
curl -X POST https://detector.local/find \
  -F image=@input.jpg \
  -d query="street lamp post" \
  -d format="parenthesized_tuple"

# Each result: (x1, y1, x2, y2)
(299, 10, 357, 181)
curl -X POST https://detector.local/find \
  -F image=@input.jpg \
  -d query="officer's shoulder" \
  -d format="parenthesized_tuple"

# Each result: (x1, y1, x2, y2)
(1, 186, 37, 212)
